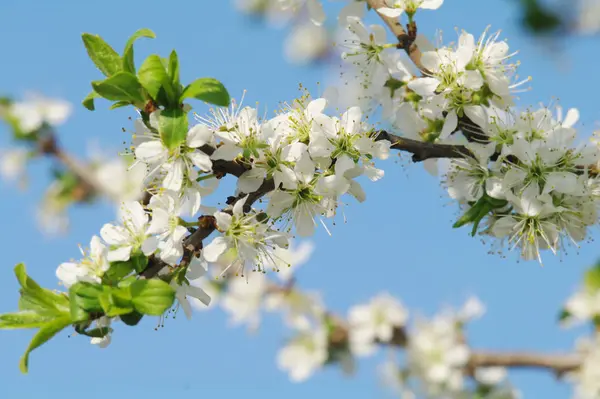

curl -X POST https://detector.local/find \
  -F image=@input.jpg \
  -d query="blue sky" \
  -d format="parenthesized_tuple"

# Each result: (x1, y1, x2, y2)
(1, 1, 600, 398)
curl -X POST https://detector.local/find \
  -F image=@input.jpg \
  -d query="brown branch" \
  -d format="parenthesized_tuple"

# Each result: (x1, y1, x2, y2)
(366, 0, 425, 71)
(468, 351, 582, 376)
(38, 134, 109, 200)
(377, 130, 472, 161)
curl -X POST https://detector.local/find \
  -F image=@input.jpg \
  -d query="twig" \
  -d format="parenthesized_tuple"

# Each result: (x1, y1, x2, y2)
(366, 0, 425, 71)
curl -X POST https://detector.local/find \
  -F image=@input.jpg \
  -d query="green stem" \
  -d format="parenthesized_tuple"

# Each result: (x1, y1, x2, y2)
(196, 173, 216, 182)
(178, 218, 200, 228)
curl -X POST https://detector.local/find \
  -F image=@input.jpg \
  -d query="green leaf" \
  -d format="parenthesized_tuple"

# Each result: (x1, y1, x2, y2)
(81, 33, 122, 77)
(159, 108, 188, 150)
(138, 54, 175, 105)
(69, 283, 104, 321)
(131, 253, 149, 274)
(109, 101, 131, 110)
(82, 91, 100, 111)
(120, 311, 144, 326)
(452, 203, 484, 229)
(130, 279, 175, 316)
(91, 72, 145, 105)
(98, 290, 134, 317)
(0, 312, 58, 330)
(19, 315, 71, 374)
(558, 309, 571, 322)
(104, 261, 135, 283)
(77, 326, 112, 338)
(181, 78, 230, 107)
(168, 50, 181, 95)
(14, 264, 69, 313)
(584, 265, 600, 292)
(122, 28, 156, 73)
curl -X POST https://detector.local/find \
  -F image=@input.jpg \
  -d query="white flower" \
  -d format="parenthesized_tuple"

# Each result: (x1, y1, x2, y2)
(277, 0, 325, 25)
(56, 236, 110, 288)
(284, 22, 328, 65)
(165, 256, 211, 319)
(340, 17, 390, 81)
(135, 118, 214, 193)
(277, 322, 328, 382)
(0, 147, 28, 185)
(203, 195, 289, 273)
(95, 158, 146, 202)
(408, 313, 470, 393)
(264, 240, 315, 281)
(90, 316, 112, 349)
(209, 106, 263, 162)
(100, 201, 158, 262)
(146, 192, 189, 265)
(9, 93, 72, 133)
(568, 336, 600, 399)
(445, 142, 497, 202)
(221, 273, 267, 330)
(564, 288, 600, 327)
(378, 0, 444, 18)
(490, 183, 560, 263)
(474, 367, 507, 386)
(267, 165, 328, 237)
(348, 293, 409, 356)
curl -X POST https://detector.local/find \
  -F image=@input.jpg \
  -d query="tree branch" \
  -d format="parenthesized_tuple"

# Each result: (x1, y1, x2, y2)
(366, 0, 425, 71)
(468, 351, 582, 375)
(377, 131, 471, 161)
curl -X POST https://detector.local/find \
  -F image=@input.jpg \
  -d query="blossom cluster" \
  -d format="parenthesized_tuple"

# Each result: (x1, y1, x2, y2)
(334, 3, 600, 263)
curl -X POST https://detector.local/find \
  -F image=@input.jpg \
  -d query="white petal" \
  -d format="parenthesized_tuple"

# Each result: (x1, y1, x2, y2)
(147, 208, 170, 235)
(187, 151, 213, 172)
(440, 110, 458, 139)
(107, 246, 133, 262)
(421, 0, 444, 9)
(186, 124, 213, 147)
(163, 159, 185, 191)
(185, 285, 211, 306)
(202, 236, 229, 262)
(407, 77, 440, 96)
(141, 236, 158, 255)
(100, 224, 130, 245)
(342, 106, 362, 135)
(135, 140, 167, 164)
(377, 7, 403, 18)
(214, 211, 233, 230)
(210, 144, 242, 161)
(238, 168, 265, 193)
(119, 201, 147, 232)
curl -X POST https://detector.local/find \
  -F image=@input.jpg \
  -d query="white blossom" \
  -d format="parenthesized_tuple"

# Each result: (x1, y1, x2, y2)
(56, 236, 110, 288)
(348, 293, 409, 356)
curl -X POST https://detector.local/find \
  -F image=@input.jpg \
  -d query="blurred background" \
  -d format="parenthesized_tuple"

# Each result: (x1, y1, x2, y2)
(0, 0, 599, 398)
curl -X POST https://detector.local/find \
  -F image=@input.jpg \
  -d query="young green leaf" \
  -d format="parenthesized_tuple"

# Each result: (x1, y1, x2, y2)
(138, 54, 175, 106)
(82, 91, 100, 111)
(98, 290, 134, 317)
(81, 33, 122, 77)
(181, 78, 230, 107)
(122, 28, 156, 73)
(130, 279, 175, 316)
(91, 72, 145, 105)
(14, 264, 70, 313)
(109, 101, 131, 110)
(168, 50, 181, 95)
(19, 315, 72, 374)
(0, 312, 58, 330)
(159, 108, 188, 150)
